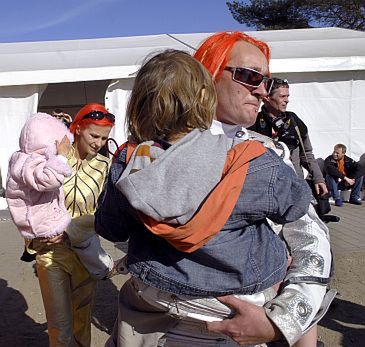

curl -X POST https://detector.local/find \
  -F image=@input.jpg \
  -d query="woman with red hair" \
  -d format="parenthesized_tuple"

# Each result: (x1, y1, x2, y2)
(32, 103, 115, 347)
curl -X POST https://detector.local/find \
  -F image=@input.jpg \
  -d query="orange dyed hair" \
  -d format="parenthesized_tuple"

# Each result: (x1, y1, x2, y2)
(69, 103, 114, 134)
(194, 32, 270, 80)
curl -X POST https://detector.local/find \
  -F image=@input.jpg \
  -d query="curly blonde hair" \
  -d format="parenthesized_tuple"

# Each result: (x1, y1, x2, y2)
(127, 49, 216, 143)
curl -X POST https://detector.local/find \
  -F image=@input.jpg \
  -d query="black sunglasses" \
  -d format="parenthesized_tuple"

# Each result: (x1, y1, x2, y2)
(224, 66, 273, 93)
(82, 110, 115, 123)
(272, 77, 288, 84)
(271, 77, 289, 87)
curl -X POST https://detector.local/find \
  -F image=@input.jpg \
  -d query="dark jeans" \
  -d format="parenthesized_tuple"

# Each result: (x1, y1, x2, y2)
(326, 174, 363, 201)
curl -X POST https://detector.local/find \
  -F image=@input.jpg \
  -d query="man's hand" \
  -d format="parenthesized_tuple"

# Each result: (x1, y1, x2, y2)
(315, 182, 328, 196)
(343, 176, 355, 186)
(206, 296, 282, 345)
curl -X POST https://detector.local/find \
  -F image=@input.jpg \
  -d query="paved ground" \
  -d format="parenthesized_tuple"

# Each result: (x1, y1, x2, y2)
(0, 199, 364, 346)
(326, 201, 365, 253)
(303, 201, 365, 346)
(0, 207, 128, 347)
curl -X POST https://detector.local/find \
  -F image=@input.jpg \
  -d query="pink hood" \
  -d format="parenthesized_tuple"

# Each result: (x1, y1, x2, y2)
(19, 112, 74, 155)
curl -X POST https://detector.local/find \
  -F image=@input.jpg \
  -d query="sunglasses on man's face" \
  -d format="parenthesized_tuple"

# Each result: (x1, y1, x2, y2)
(82, 110, 115, 123)
(224, 66, 273, 94)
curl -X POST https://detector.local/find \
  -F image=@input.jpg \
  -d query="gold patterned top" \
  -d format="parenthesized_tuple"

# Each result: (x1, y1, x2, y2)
(64, 147, 111, 219)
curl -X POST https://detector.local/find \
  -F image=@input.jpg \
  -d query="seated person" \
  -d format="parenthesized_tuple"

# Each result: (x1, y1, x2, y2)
(249, 77, 328, 198)
(324, 143, 363, 206)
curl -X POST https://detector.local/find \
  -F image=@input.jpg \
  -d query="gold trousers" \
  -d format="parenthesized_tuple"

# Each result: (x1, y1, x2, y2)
(34, 241, 97, 347)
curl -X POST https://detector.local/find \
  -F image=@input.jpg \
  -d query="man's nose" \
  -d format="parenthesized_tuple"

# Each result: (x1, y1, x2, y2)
(253, 83, 268, 98)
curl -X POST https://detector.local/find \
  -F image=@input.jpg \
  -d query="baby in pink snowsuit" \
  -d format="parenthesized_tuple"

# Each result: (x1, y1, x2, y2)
(6, 112, 114, 279)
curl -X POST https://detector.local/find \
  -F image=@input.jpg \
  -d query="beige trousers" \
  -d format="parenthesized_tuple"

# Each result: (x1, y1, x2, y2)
(34, 241, 97, 347)
(104, 278, 246, 347)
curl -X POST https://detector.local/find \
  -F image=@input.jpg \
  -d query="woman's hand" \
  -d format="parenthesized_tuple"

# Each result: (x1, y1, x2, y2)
(206, 296, 282, 345)
(40, 233, 64, 246)
(56, 135, 71, 158)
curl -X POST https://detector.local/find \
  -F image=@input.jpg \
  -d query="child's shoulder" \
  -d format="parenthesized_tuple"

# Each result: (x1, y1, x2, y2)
(9, 151, 32, 168)
(7, 151, 40, 182)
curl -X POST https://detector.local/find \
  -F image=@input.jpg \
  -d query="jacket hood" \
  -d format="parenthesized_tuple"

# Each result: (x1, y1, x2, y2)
(117, 129, 229, 225)
(19, 112, 73, 154)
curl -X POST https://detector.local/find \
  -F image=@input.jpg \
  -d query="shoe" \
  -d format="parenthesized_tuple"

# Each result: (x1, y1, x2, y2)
(320, 215, 340, 223)
(20, 248, 37, 262)
(335, 199, 343, 207)
(349, 198, 362, 205)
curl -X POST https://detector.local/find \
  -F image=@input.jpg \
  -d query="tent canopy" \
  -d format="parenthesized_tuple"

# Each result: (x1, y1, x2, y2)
(1, 27, 365, 188)
(1, 27, 365, 86)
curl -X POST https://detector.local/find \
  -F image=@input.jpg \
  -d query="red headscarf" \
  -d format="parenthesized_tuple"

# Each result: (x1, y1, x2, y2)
(69, 103, 114, 134)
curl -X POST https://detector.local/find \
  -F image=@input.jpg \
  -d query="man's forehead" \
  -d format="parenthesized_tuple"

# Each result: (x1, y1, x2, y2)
(228, 40, 269, 74)
(272, 87, 289, 96)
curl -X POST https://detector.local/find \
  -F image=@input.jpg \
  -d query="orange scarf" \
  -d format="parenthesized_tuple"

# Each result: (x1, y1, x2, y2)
(337, 157, 346, 176)
(137, 141, 266, 253)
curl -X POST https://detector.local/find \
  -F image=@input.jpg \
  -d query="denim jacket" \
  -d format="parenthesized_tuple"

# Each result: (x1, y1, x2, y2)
(96, 128, 334, 346)
(95, 135, 312, 297)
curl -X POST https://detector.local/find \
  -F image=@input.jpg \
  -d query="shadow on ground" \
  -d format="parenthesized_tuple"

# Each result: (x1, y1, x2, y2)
(0, 278, 48, 346)
(92, 278, 120, 334)
(320, 297, 365, 346)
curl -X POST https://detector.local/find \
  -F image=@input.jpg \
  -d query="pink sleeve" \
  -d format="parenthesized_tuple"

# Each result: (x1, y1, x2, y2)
(22, 153, 72, 192)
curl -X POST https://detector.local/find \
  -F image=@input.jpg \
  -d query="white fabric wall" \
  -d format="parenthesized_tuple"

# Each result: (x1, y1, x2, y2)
(0, 84, 46, 184)
(280, 71, 365, 161)
(105, 79, 135, 147)
(351, 72, 365, 160)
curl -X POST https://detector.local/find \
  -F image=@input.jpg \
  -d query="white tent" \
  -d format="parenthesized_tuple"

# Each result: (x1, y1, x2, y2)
(1, 27, 365, 187)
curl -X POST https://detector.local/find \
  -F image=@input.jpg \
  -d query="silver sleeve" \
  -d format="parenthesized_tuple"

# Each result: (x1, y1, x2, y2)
(265, 204, 335, 346)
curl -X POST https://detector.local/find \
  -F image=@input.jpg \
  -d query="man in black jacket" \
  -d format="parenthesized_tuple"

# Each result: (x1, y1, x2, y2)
(249, 78, 328, 197)
(325, 144, 363, 206)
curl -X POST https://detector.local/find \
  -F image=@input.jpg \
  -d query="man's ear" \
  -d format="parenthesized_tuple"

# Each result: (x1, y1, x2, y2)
(75, 124, 81, 136)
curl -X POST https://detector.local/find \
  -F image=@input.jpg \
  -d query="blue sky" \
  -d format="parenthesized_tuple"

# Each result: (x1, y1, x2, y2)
(1, 0, 250, 43)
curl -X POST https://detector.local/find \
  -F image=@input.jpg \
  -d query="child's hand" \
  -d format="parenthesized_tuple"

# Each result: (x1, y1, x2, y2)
(56, 135, 71, 157)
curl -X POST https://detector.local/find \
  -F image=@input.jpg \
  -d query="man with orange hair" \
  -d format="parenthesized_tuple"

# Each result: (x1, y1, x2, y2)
(194, 32, 333, 347)
(99, 33, 332, 347)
